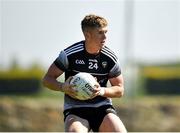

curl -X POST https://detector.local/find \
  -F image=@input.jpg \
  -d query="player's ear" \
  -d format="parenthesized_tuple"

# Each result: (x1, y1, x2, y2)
(84, 31, 91, 40)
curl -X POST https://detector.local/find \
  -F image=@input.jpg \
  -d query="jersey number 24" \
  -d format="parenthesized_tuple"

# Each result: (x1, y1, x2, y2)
(88, 62, 98, 70)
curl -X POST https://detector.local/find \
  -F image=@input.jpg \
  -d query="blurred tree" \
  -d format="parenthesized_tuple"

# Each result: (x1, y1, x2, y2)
(9, 57, 21, 70)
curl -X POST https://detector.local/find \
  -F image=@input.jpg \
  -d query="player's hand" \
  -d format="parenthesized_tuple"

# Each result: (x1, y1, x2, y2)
(61, 77, 78, 99)
(89, 77, 105, 99)
(89, 83, 101, 99)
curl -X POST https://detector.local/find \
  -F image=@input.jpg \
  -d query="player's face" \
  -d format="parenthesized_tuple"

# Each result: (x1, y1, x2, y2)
(88, 26, 108, 49)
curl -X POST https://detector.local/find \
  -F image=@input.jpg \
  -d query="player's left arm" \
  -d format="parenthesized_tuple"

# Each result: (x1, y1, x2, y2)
(102, 74, 124, 98)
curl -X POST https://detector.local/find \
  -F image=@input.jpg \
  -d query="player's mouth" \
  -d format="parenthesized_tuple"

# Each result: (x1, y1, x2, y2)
(101, 40, 106, 44)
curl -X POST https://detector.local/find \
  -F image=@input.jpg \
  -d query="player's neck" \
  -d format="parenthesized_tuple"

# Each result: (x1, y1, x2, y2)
(85, 42, 100, 54)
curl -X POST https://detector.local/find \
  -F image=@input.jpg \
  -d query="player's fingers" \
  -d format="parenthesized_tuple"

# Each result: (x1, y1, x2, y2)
(94, 77, 97, 81)
(93, 84, 100, 92)
(66, 76, 73, 83)
(67, 88, 79, 98)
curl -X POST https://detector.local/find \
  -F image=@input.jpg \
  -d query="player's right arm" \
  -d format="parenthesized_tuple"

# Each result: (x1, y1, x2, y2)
(42, 63, 78, 98)
(42, 63, 64, 91)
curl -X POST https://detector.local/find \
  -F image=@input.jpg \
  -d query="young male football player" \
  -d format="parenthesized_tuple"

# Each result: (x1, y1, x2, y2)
(43, 14, 127, 132)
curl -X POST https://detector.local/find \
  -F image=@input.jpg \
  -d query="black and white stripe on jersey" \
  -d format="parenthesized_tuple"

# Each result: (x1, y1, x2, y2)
(73, 69, 109, 76)
(64, 42, 84, 56)
(101, 46, 118, 63)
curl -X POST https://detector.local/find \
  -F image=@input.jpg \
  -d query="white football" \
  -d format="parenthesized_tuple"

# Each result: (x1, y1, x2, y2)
(70, 72, 97, 100)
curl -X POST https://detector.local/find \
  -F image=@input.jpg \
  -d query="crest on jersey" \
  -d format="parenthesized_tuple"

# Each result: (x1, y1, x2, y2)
(102, 61, 108, 68)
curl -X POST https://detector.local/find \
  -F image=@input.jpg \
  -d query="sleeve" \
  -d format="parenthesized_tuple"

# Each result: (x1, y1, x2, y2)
(54, 50, 69, 71)
(108, 59, 121, 78)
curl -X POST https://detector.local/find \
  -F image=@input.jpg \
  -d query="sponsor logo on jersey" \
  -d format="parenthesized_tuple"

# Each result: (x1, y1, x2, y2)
(75, 59, 85, 64)
(102, 61, 108, 68)
(89, 59, 98, 63)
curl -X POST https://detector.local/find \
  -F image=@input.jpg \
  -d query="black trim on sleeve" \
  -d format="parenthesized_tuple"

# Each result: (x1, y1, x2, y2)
(108, 71, 121, 79)
(54, 58, 66, 71)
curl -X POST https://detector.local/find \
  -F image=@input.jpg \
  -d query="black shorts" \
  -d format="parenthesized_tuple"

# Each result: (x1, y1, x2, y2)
(63, 105, 117, 132)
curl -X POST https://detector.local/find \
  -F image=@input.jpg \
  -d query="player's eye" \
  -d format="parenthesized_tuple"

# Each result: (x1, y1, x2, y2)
(99, 30, 107, 34)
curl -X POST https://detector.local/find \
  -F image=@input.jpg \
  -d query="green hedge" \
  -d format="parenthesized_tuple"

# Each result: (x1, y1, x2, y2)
(141, 66, 180, 95)
(145, 78, 180, 95)
(0, 68, 44, 94)
(0, 78, 41, 94)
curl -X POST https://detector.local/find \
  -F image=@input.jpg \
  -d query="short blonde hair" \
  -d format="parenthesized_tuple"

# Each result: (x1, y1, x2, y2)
(81, 14, 108, 32)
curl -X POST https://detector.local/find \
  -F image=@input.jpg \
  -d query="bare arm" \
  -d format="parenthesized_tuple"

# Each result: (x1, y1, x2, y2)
(42, 63, 78, 98)
(42, 63, 64, 91)
(102, 74, 125, 98)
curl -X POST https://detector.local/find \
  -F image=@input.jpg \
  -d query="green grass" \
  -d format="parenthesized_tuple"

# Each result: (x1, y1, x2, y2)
(112, 94, 180, 108)
(1, 87, 180, 108)
(1, 90, 180, 132)
(0, 88, 64, 105)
